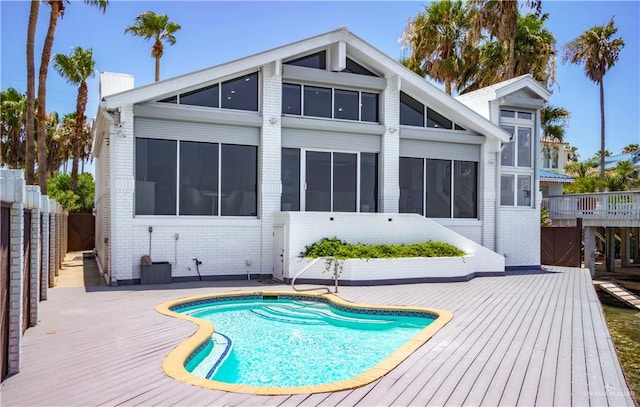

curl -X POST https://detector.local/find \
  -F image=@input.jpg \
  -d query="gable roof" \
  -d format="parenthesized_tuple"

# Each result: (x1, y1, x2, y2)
(456, 74, 551, 104)
(100, 27, 511, 143)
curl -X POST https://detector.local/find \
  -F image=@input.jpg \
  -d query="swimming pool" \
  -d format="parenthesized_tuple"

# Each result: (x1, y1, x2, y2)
(156, 291, 452, 395)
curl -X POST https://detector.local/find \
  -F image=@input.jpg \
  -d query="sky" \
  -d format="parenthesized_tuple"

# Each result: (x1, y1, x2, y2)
(1, 0, 639, 164)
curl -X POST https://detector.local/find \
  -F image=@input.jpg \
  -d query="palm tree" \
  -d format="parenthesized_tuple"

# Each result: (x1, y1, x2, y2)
(402, 0, 470, 95)
(25, 0, 39, 184)
(53, 46, 95, 192)
(1, 88, 27, 169)
(512, 13, 556, 87)
(467, 0, 519, 80)
(541, 105, 570, 141)
(621, 144, 639, 154)
(36, 0, 107, 195)
(563, 17, 625, 183)
(125, 11, 181, 82)
(459, 12, 555, 94)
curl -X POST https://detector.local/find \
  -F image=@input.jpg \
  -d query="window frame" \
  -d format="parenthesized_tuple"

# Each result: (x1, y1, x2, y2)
(399, 156, 479, 219)
(156, 71, 260, 113)
(399, 91, 464, 130)
(135, 138, 258, 217)
(280, 147, 378, 213)
(283, 82, 380, 124)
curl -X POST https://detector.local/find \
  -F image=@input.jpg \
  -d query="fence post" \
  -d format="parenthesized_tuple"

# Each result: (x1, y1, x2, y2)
(25, 186, 40, 328)
(40, 197, 50, 298)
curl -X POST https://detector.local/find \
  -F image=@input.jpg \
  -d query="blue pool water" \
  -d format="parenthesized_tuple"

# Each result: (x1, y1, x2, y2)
(175, 295, 436, 388)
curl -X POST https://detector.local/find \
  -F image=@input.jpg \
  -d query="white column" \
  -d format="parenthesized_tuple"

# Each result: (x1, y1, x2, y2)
(380, 75, 400, 213)
(584, 226, 596, 278)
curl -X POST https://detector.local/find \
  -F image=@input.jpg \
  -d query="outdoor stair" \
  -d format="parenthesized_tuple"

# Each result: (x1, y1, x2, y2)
(595, 281, 640, 310)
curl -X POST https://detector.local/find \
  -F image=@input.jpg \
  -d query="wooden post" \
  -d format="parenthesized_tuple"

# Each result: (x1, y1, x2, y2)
(584, 226, 596, 278)
(620, 227, 630, 267)
(631, 228, 640, 264)
(605, 227, 616, 272)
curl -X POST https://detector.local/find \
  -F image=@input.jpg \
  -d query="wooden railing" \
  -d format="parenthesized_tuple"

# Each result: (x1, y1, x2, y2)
(548, 191, 640, 220)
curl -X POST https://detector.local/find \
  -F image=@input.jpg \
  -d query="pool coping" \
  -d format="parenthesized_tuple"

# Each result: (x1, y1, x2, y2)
(155, 290, 453, 395)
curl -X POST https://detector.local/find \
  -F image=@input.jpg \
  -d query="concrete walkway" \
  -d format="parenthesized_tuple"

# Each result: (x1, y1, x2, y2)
(55, 251, 105, 288)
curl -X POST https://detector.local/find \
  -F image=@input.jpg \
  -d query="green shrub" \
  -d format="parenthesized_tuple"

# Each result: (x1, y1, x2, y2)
(300, 237, 465, 259)
(47, 172, 95, 213)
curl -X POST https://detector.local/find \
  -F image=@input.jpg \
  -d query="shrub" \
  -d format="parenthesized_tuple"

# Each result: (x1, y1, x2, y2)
(300, 237, 465, 259)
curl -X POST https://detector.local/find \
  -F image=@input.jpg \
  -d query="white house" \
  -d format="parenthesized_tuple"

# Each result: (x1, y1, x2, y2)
(92, 28, 549, 286)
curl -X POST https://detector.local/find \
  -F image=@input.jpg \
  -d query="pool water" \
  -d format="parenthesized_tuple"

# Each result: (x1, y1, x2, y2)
(176, 297, 435, 388)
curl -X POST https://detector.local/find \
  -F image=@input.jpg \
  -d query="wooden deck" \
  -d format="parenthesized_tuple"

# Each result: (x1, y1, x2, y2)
(0, 267, 635, 406)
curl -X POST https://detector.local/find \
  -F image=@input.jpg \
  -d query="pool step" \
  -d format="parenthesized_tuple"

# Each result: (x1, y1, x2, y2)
(252, 304, 395, 328)
(189, 332, 233, 379)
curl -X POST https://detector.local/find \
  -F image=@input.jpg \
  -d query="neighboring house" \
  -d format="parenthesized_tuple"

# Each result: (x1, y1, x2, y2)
(92, 28, 549, 285)
(539, 136, 573, 200)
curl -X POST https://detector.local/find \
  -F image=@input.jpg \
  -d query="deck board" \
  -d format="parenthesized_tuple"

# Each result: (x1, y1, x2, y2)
(0, 268, 634, 406)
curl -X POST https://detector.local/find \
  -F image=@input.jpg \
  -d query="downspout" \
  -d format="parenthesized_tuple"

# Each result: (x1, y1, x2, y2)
(495, 147, 502, 257)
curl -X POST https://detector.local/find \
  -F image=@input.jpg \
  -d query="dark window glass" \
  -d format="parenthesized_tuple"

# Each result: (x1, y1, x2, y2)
(179, 142, 218, 216)
(180, 84, 219, 108)
(158, 95, 177, 104)
(282, 83, 301, 115)
(342, 58, 378, 76)
(334, 89, 359, 120)
(454, 161, 477, 218)
(361, 92, 378, 123)
(517, 175, 532, 206)
(501, 125, 515, 166)
(285, 51, 327, 70)
(517, 127, 532, 167)
(360, 153, 377, 212)
(454, 123, 465, 131)
(304, 86, 332, 118)
(281, 148, 300, 211)
(221, 72, 258, 111)
(399, 157, 423, 214)
(135, 138, 176, 215)
(427, 108, 453, 129)
(305, 151, 332, 211)
(333, 153, 357, 212)
(400, 92, 424, 126)
(518, 111, 533, 120)
(501, 109, 516, 118)
(220, 144, 257, 216)
(500, 175, 515, 206)
(426, 159, 451, 218)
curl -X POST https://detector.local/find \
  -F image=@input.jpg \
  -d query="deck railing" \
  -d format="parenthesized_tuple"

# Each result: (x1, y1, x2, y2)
(548, 190, 640, 220)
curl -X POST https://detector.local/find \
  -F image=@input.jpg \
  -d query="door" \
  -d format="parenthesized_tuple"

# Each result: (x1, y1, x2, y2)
(273, 226, 285, 281)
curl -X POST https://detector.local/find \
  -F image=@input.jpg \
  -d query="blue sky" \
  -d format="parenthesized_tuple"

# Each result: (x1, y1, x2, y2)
(1, 1, 638, 162)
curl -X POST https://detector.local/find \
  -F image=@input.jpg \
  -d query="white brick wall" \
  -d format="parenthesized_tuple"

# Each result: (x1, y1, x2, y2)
(500, 208, 541, 266)
(381, 75, 400, 213)
(275, 212, 504, 280)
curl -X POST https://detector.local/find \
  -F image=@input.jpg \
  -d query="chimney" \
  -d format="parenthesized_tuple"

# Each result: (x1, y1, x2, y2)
(99, 72, 134, 99)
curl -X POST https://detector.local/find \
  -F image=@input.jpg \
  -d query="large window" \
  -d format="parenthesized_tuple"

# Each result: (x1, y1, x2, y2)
(283, 83, 379, 123)
(157, 72, 258, 112)
(280, 148, 377, 212)
(399, 157, 477, 218)
(501, 174, 532, 207)
(500, 108, 535, 208)
(135, 138, 177, 215)
(135, 138, 257, 216)
(400, 91, 464, 130)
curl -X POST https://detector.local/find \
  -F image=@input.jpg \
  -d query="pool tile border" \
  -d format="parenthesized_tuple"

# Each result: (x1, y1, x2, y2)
(155, 290, 453, 396)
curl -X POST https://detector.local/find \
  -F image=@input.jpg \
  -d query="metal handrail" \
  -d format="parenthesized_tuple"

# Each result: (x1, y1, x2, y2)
(291, 257, 331, 294)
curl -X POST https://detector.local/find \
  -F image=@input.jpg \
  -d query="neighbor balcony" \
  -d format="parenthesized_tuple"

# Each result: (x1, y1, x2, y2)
(547, 190, 640, 227)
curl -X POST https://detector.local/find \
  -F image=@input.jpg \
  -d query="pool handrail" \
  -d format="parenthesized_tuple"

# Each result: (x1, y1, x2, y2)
(291, 257, 332, 294)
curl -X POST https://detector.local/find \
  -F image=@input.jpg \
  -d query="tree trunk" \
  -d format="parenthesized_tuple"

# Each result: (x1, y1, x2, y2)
(37, 1, 62, 195)
(25, 0, 39, 185)
(506, 38, 516, 80)
(445, 78, 452, 95)
(599, 78, 606, 187)
(71, 82, 88, 193)
(155, 55, 160, 82)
